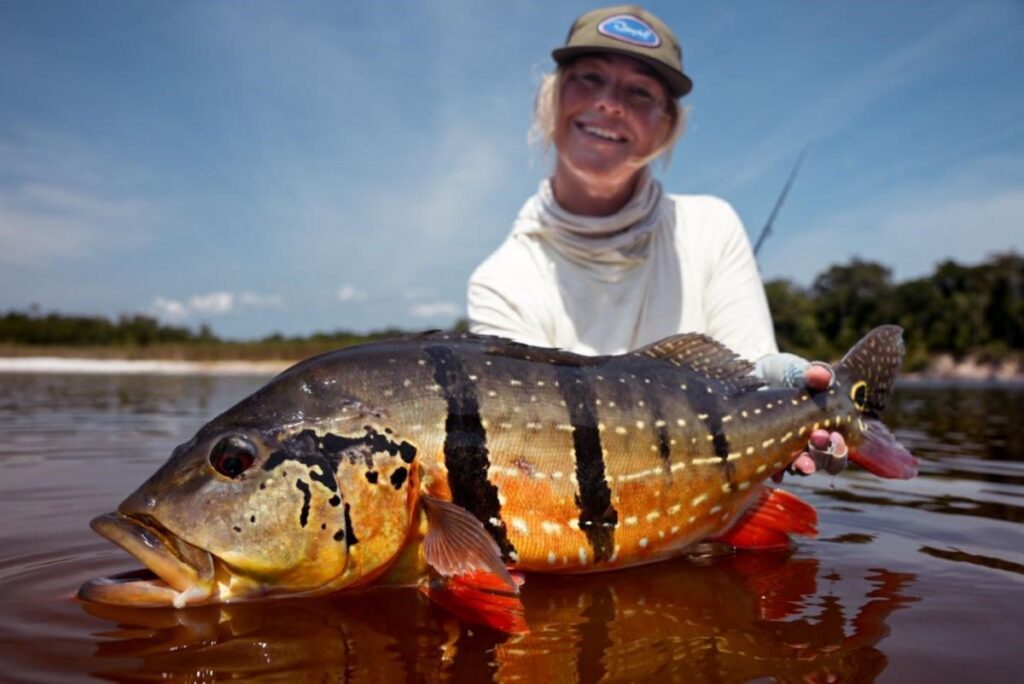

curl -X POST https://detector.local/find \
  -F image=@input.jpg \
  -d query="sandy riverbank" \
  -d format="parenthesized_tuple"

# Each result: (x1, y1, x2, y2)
(902, 353, 1024, 383)
(0, 357, 294, 376)
(1, 353, 1021, 382)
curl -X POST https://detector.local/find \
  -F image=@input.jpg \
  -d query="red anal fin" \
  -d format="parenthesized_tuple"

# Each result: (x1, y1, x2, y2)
(850, 419, 919, 479)
(419, 495, 527, 633)
(419, 571, 528, 634)
(713, 487, 818, 551)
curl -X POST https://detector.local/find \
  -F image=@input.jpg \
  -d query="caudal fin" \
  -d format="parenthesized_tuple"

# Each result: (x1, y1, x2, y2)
(835, 325, 919, 479)
(850, 419, 918, 478)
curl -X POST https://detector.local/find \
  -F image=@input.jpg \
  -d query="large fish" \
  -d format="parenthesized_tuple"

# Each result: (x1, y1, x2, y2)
(79, 325, 917, 632)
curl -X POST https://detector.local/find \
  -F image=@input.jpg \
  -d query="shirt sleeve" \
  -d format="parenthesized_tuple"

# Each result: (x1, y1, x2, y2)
(466, 243, 553, 348)
(700, 200, 779, 361)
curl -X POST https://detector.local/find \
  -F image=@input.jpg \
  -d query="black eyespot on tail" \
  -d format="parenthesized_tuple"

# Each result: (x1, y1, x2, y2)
(851, 381, 869, 410)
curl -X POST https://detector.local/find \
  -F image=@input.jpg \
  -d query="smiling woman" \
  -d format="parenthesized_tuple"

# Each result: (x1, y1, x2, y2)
(467, 4, 847, 476)
(548, 53, 681, 215)
(468, 4, 763, 358)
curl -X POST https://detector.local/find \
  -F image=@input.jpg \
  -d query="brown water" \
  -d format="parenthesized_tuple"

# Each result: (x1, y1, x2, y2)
(0, 373, 1021, 683)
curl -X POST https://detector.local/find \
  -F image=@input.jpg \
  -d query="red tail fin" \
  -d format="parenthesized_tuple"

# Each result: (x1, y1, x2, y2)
(850, 419, 918, 479)
(419, 570, 528, 634)
(713, 487, 818, 551)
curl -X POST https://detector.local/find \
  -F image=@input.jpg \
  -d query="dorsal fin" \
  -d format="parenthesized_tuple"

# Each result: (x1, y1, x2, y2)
(485, 343, 604, 367)
(633, 333, 763, 392)
(408, 330, 605, 367)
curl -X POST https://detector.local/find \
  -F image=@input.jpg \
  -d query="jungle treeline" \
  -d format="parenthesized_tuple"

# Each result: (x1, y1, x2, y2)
(1, 253, 1021, 367)
(766, 252, 1023, 369)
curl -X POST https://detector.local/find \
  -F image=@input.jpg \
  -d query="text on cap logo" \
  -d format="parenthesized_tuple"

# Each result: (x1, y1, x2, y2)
(597, 14, 661, 48)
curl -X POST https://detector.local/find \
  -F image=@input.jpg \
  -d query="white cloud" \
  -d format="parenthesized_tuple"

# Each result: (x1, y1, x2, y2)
(153, 297, 189, 321)
(151, 290, 285, 321)
(337, 284, 368, 303)
(409, 301, 461, 319)
(239, 291, 284, 308)
(189, 291, 235, 315)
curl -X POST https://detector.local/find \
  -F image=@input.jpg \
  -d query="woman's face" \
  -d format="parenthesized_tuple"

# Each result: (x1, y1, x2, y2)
(554, 53, 673, 191)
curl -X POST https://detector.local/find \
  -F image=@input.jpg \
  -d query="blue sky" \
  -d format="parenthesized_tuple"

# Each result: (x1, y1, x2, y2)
(2, 1, 1022, 339)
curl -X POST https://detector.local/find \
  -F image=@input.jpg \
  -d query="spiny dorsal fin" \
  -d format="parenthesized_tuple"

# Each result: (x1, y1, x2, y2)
(633, 333, 763, 392)
(410, 330, 602, 367)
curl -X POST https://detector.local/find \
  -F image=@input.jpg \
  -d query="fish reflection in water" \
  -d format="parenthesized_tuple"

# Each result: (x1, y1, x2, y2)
(82, 553, 918, 682)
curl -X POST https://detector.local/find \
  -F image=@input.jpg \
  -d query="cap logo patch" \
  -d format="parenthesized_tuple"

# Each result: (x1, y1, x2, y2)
(597, 14, 661, 48)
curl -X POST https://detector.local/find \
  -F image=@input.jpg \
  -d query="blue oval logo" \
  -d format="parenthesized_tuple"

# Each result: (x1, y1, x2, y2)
(597, 14, 661, 48)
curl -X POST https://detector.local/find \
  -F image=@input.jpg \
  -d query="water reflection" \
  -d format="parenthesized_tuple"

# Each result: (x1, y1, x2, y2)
(4, 375, 1022, 682)
(82, 554, 918, 682)
(890, 384, 1024, 464)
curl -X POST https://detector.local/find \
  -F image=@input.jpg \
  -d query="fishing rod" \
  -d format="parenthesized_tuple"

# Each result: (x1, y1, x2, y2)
(753, 145, 810, 257)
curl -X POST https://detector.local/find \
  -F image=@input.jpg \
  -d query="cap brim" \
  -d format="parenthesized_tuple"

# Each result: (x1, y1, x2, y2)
(552, 46, 693, 98)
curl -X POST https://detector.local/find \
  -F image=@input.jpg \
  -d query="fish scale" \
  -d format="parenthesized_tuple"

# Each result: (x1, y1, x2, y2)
(80, 326, 917, 633)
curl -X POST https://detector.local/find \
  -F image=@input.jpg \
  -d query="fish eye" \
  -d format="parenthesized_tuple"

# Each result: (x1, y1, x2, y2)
(210, 435, 257, 479)
(850, 381, 869, 410)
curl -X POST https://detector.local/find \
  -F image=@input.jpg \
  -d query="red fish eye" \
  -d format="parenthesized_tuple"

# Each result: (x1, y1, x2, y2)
(210, 436, 257, 479)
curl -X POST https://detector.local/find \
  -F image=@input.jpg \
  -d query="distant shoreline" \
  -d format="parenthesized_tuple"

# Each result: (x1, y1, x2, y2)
(0, 356, 293, 376)
(0, 352, 1020, 383)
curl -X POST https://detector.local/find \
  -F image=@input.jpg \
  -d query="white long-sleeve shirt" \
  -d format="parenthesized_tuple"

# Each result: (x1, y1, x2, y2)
(467, 174, 779, 363)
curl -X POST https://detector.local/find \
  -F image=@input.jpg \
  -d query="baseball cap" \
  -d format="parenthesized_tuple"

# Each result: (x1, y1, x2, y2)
(552, 4, 693, 98)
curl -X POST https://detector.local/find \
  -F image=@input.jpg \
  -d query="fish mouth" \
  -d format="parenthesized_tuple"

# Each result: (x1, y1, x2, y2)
(78, 513, 217, 608)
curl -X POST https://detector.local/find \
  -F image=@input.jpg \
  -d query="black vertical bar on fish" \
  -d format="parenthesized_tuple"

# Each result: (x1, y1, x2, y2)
(556, 365, 618, 562)
(678, 376, 730, 460)
(424, 345, 516, 561)
(684, 376, 736, 486)
(639, 376, 673, 472)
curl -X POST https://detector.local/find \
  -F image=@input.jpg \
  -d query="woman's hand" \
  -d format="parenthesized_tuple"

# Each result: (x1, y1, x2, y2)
(774, 362, 849, 480)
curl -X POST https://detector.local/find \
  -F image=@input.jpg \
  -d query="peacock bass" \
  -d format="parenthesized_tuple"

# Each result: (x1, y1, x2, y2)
(79, 325, 917, 632)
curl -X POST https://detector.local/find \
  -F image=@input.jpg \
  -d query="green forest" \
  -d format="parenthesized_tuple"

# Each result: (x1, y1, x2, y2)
(1, 253, 1021, 368)
(766, 252, 1023, 369)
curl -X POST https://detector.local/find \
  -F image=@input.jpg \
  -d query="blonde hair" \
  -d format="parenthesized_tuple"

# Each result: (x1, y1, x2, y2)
(529, 67, 688, 168)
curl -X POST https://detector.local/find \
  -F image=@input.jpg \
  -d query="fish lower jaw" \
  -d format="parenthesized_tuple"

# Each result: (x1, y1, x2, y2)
(172, 584, 214, 608)
(77, 569, 215, 607)
(81, 512, 222, 607)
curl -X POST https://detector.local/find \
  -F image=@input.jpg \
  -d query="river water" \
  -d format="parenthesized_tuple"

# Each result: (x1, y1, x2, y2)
(0, 372, 1021, 683)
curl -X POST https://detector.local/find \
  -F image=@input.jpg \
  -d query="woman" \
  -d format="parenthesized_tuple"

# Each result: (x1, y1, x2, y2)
(468, 5, 843, 475)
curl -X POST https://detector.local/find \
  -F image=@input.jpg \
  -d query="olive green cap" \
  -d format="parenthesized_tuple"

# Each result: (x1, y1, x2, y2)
(552, 4, 693, 98)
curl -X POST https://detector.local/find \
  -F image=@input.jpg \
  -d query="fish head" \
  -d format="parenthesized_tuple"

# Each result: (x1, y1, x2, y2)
(81, 371, 422, 608)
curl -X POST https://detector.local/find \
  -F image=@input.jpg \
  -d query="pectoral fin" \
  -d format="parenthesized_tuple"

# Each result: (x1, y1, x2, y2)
(713, 487, 818, 551)
(419, 495, 527, 633)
